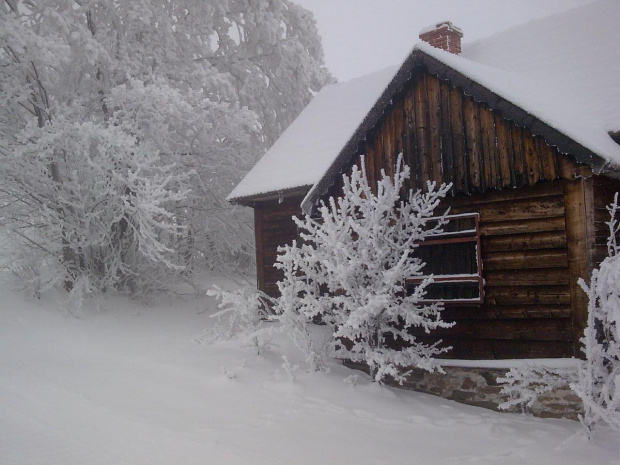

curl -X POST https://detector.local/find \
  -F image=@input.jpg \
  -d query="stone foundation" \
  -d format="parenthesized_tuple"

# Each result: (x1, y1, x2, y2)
(343, 360, 583, 420)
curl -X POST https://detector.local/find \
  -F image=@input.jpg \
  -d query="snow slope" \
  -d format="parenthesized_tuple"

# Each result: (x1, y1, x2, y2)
(1, 279, 618, 464)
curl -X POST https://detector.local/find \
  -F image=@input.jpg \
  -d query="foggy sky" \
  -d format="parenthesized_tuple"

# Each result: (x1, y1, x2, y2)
(294, 0, 595, 82)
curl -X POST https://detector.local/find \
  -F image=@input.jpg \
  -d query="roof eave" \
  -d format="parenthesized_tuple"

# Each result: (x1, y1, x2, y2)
(228, 185, 312, 207)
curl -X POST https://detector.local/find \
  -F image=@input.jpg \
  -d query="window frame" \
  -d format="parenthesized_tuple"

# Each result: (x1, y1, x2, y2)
(406, 212, 484, 305)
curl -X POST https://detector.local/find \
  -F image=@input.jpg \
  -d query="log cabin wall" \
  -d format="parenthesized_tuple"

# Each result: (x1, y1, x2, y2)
(252, 68, 619, 360)
(254, 195, 305, 299)
(425, 182, 575, 359)
(593, 176, 620, 266)
(323, 69, 608, 359)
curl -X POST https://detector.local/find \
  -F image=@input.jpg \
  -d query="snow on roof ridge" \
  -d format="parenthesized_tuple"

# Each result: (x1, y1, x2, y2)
(461, 0, 620, 133)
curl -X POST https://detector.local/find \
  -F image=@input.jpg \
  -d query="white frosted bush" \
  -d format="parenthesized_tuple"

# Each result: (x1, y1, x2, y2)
(273, 154, 453, 383)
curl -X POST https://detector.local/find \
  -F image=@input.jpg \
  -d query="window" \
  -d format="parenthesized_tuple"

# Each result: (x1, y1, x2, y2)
(406, 213, 483, 304)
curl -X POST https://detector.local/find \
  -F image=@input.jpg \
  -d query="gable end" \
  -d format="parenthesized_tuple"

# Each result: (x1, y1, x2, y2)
(302, 50, 615, 213)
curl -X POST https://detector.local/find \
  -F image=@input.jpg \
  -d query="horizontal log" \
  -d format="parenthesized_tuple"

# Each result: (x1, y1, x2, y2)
(594, 192, 619, 209)
(592, 175, 620, 191)
(442, 305, 572, 321)
(261, 221, 298, 233)
(446, 180, 564, 208)
(261, 213, 302, 225)
(482, 230, 567, 252)
(410, 336, 575, 359)
(445, 339, 575, 360)
(261, 232, 300, 248)
(595, 207, 613, 223)
(485, 268, 569, 286)
(484, 285, 571, 305)
(468, 196, 564, 222)
(483, 249, 568, 270)
(255, 195, 306, 210)
(429, 318, 573, 341)
(594, 248, 608, 267)
(481, 216, 566, 236)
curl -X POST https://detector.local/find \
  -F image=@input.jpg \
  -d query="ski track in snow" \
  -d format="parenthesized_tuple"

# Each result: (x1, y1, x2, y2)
(0, 279, 618, 465)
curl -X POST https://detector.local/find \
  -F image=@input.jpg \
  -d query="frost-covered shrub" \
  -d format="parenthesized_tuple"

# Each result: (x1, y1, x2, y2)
(498, 365, 578, 412)
(274, 154, 453, 383)
(1, 0, 332, 297)
(499, 193, 620, 434)
(573, 193, 620, 432)
(202, 285, 274, 354)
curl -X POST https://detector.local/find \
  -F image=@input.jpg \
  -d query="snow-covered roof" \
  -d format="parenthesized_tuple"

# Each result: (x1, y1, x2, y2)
(413, 41, 620, 167)
(462, 0, 620, 135)
(227, 65, 399, 202)
(229, 0, 620, 205)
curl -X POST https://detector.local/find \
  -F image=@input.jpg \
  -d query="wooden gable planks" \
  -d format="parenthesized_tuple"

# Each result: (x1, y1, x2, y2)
(413, 73, 432, 186)
(449, 85, 468, 193)
(439, 80, 455, 189)
(494, 113, 514, 187)
(463, 96, 483, 191)
(479, 105, 499, 189)
(426, 73, 444, 184)
(402, 86, 420, 191)
(351, 68, 583, 199)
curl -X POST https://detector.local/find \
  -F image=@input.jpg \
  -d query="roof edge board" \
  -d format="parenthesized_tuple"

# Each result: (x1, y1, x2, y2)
(229, 185, 312, 206)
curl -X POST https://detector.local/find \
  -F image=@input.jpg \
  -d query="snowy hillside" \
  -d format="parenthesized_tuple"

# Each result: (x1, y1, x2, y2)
(1, 278, 618, 464)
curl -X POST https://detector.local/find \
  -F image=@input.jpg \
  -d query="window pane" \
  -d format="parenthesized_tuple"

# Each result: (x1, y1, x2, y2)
(424, 281, 480, 301)
(416, 241, 477, 276)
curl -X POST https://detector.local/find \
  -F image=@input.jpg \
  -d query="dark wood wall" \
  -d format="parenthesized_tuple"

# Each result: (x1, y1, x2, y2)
(253, 68, 620, 360)
(593, 176, 620, 266)
(416, 182, 574, 359)
(254, 195, 305, 298)
(328, 70, 584, 201)
(322, 69, 609, 359)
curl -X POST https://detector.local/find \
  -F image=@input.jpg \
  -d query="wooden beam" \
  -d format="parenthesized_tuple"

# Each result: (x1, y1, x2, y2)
(426, 75, 443, 183)
(414, 73, 431, 185)
(440, 80, 454, 189)
(563, 177, 596, 357)
(449, 87, 467, 193)
(463, 96, 482, 191)
(254, 207, 265, 293)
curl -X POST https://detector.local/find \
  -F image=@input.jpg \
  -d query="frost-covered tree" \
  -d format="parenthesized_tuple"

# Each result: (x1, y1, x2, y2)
(574, 193, 620, 432)
(0, 0, 331, 296)
(210, 0, 333, 147)
(274, 155, 453, 382)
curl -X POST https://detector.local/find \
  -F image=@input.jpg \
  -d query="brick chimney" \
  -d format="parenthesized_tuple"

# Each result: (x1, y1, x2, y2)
(419, 21, 463, 54)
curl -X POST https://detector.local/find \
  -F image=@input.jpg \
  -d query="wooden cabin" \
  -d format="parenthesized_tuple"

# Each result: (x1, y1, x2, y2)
(228, 3, 620, 362)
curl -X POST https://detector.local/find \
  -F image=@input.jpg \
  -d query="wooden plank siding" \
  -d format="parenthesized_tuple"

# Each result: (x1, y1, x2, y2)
(326, 71, 589, 359)
(404, 182, 576, 359)
(252, 69, 618, 360)
(592, 176, 620, 266)
(354, 71, 582, 196)
(254, 196, 305, 298)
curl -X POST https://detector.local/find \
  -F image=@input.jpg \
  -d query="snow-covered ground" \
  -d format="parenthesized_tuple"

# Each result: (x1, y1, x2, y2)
(1, 278, 618, 465)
